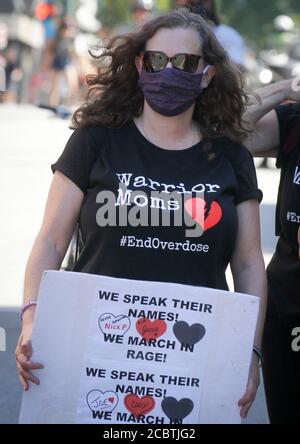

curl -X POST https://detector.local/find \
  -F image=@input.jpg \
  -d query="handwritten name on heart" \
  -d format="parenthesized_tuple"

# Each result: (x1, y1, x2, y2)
(161, 397, 194, 421)
(173, 321, 206, 347)
(124, 394, 155, 417)
(184, 198, 222, 232)
(98, 313, 131, 336)
(136, 318, 167, 341)
(86, 390, 119, 412)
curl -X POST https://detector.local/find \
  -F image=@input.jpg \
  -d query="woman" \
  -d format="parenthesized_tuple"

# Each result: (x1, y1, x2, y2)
(15, 9, 266, 421)
(48, 18, 78, 107)
(245, 79, 300, 424)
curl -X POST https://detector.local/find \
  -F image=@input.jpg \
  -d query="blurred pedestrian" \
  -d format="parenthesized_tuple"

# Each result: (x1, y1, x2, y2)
(174, 0, 246, 71)
(112, 0, 153, 35)
(47, 18, 79, 107)
(0, 47, 23, 103)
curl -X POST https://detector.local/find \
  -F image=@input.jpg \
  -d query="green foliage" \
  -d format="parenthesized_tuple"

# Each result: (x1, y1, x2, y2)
(218, 0, 300, 46)
(156, 0, 172, 11)
(97, 0, 130, 28)
(97, 0, 173, 28)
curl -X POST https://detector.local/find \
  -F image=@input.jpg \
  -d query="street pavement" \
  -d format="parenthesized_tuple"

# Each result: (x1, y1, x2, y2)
(0, 104, 279, 424)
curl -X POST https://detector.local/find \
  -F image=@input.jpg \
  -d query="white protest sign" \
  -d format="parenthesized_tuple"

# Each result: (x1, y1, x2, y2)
(19, 270, 259, 424)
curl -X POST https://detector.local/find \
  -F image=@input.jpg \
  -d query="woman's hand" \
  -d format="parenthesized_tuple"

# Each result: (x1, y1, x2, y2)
(15, 323, 44, 391)
(238, 353, 260, 419)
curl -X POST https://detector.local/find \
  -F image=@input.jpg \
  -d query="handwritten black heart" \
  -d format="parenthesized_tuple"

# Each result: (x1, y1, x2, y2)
(161, 397, 194, 421)
(173, 321, 206, 347)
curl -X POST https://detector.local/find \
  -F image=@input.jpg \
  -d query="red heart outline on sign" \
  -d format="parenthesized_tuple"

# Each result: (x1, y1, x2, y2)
(136, 318, 167, 341)
(184, 198, 222, 232)
(124, 394, 155, 417)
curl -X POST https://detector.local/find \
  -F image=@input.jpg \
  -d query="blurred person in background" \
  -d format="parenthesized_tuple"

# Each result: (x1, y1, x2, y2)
(47, 17, 79, 107)
(0, 46, 23, 103)
(112, 0, 153, 35)
(131, 0, 154, 29)
(174, 0, 246, 71)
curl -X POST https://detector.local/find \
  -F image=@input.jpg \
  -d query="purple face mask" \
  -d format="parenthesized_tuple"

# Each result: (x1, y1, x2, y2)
(139, 66, 208, 117)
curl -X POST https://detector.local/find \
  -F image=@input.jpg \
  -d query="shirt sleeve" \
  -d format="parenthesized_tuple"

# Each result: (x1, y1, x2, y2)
(275, 102, 300, 169)
(224, 140, 263, 205)
(51, 127, 98, 194)
(234, 149, 263, 205)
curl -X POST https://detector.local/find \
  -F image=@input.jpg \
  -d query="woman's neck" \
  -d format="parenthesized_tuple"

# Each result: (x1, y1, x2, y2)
(134, 102, 202, 150)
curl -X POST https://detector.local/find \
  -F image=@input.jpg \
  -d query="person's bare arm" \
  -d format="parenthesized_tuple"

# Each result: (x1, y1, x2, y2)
(230, 199, 267, 419)
(244, 78, 300, 156)
(15, 171, 84, 390)
(245, 110, 280, 158)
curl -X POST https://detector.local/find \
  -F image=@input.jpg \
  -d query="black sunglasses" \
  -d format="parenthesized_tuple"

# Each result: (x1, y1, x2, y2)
(142, 51, 202, 74)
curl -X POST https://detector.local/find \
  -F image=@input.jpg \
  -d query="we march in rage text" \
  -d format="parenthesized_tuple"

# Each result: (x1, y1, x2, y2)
(103, 428, 197, 441)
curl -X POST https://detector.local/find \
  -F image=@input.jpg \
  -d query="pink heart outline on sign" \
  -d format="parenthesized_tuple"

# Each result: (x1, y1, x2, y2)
(86, 390, 119, 412)
(98, 313, 131, 336)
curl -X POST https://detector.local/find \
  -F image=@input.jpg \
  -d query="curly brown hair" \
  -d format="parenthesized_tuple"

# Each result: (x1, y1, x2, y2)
(72, 8, 252, 142)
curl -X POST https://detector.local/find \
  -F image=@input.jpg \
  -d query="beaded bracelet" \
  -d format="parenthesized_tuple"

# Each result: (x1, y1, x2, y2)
(20, 300, 37, 322)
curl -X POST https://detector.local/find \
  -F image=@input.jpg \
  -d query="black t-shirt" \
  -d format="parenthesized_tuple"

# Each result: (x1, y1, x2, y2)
(51, 121, 262, 291)
(267, 103, 300, 319)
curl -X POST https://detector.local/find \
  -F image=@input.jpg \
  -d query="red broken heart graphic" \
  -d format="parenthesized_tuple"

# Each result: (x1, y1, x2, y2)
(124, 394, 155, 417)
(184, 198, 222, 232)
(136, 318, 167, 341)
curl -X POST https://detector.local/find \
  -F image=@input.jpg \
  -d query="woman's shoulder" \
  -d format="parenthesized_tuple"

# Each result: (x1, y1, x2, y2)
(213, 136, 253, 165)
(72, 124, 108, 140)
(213, 136, 262, 203)
(74, 121, 133, 142)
